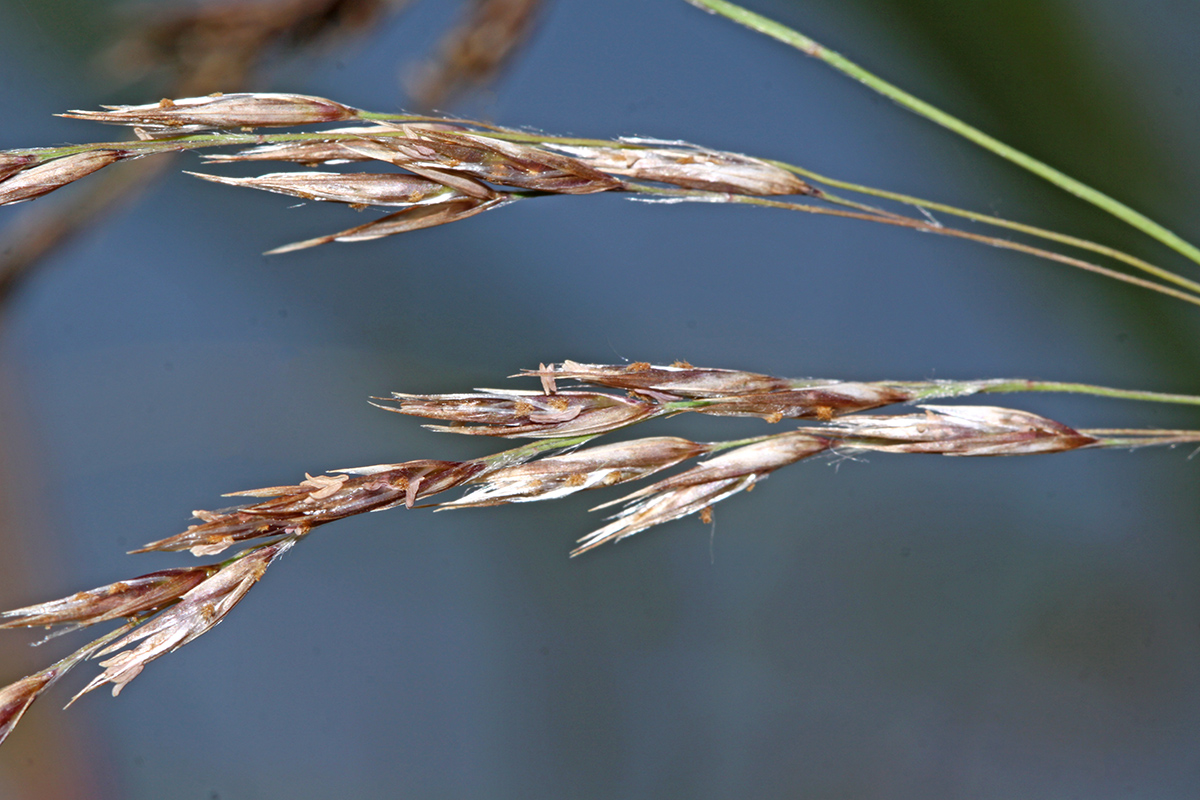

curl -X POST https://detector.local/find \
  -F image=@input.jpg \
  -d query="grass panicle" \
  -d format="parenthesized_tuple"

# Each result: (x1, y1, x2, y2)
(5, 92, 1200, 307)
(3, 0, 1199, 760)
(2, 359, 1199, 745)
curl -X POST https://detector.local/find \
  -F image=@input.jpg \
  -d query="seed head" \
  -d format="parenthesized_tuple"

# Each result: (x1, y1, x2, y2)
(61, 93, 359, 133)
(340, 137, 499, 199)
(826, 405, 1101, 456)
(0, 566, 221, 630)
(0, 671, 56, 746)
(134, 460, 482, 555)
(70, 539, 296, 701)
(690, 383, 915, 420)
(546, 143, 815, 196)
(187, 171, 457, 207)
(573, 432, 831, 555)
(524, 360, 794, 398)
(200, 125, 445, 165)
(265, 195, 513, 254)
(374, 389, 661, 438)
(348, 129, 621, 194)
(441, 436, 710, 508)
(0, 150, 127, 206)
(0, 153, 37, 183)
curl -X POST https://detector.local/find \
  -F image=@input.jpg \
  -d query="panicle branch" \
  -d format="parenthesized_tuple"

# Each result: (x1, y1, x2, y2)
(0, 566, 221, 631)
(2, 359, 1197, 746)
(5, 93, 1199, 307)
(439, 436, 713, 508)
(69, 537, 299, 702)
(1, 92, 816, 253)
(134, 459, 485, 555)
(572, 432, 833, 555)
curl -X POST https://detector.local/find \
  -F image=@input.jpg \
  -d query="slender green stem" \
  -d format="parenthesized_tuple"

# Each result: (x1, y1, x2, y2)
(898, 378, 1200, 406)
(772, 160, 1200, 297)
(1083, 430, 1200, 448)
(659, 377, 1200, 410)
(779, 423, 1200, 450)
(684, 0, 1200, 267)
(637, 187, 1200, 309)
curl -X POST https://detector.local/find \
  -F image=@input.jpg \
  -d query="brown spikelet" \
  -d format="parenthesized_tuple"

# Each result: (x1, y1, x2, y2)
(440, 436, 710, 508)
(70, 539, 297, 701)
(0, 566, 220, 630)
(0, 150, 128, 206)
(61, 93, 360, 133)
(824, 405, 1101, 456)
(0, 153, 37, 183)
(573, 433, 831, 555)
(523, 360, 793, 398)
(373, 389, 662, 438)
(349, 129, 622, 195)
(545, 142, 816, 196)
(0, 672, 56, 746)
(265, 195, 513, 254)
(689, 385, 914, 421)
(134, 460, 481, 555)
(187, 170, 457, 207)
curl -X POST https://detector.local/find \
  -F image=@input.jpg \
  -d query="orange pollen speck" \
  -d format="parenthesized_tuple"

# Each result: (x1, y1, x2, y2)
(547, 396, 571, 410)
(815, 406, 836, 421)
(764, 412, 783, 424)
(565, 473, 588, 487)
(699, 507, 713, 524)
(671, 360, 694, 368)
(514, 401, 535, 415)
(627, 362, 651, 372)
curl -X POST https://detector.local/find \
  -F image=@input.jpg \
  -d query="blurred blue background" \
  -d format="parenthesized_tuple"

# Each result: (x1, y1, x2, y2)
(1, 1, 1199, 797)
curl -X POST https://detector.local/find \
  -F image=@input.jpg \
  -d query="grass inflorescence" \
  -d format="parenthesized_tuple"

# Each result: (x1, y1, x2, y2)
(2, 359, 1200, 744)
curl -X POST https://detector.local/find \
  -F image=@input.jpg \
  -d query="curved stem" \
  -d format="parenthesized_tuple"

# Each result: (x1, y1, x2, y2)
(775, 161, 1200, 297)
(1083, 430, 1200, 448)
(674, 190, 1200, 308)
(683, 0, 1200, 267)
(899, 378, 1200, 406)
(973, 380, 1200, 406)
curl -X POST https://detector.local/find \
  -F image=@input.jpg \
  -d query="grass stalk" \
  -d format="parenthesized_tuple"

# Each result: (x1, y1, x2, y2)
(705, 192, 1200, 309)
(683, 0, 1200, 268)
(772, 162, 1200, 298)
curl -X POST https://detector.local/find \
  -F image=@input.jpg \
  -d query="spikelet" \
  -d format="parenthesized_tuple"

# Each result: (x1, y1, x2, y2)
(573, 433, 832, 555)
(61, 93, 359, 134)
